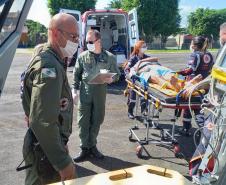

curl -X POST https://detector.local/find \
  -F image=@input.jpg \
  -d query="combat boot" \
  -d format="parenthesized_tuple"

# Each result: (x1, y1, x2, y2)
(90, 146, 104, 159)
(73, 148, 90, 162)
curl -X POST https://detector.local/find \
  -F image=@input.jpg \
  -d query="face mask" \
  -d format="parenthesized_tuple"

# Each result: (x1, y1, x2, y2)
(140, 47, 147, 53)
(87, 43, 95, 52)
(60, 40, 78, 58)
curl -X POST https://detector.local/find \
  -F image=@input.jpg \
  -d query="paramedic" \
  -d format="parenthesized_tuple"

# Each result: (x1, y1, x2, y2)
(177, 36, 214, 136)
(72, 29, 121, 162)
(21, 13, 78, 184)
(125, 40, 158, 119)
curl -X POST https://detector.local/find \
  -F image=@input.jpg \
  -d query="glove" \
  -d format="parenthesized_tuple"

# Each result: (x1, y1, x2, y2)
(72, 89, 79, 105)
(127, 68, 136, 79)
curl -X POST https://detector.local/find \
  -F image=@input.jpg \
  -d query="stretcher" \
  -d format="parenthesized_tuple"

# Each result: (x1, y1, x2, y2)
(125, 76, 204, 158)
(49, 165, 192, 185)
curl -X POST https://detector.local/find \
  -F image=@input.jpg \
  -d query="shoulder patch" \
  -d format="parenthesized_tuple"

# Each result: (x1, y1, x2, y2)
(41, 68, 56, 78)
(203, 54, 211, 64)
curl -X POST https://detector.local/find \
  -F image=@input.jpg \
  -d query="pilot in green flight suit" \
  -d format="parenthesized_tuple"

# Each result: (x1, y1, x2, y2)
(20, 13, 78, 184)
(72, 29, 121, 162)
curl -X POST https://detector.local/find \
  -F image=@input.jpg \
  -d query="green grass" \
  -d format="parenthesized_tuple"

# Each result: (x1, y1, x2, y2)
(16, 48, 34, 54)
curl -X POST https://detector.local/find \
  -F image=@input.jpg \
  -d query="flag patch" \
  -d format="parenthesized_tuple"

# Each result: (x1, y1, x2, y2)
(41, 68, 56, 78)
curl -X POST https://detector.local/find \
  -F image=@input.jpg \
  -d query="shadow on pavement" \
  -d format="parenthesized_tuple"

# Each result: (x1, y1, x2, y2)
(89, 155, 139, 171)
(75, 164, 97, 178)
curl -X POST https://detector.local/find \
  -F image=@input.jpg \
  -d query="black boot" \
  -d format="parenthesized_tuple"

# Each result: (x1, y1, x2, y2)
(128, 103, 135, 119)
(90, 146, 104, 159)
(73, 148, 90, 162)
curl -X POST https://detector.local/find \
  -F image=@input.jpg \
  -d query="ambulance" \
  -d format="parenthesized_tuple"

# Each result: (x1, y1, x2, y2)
(59, 8, 139, 68)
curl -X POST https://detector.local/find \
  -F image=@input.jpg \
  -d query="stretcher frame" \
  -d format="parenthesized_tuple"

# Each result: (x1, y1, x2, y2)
(125, 78, 203, 158)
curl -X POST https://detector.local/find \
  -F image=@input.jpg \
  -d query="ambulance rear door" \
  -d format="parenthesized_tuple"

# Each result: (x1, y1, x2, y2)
(128, 8, 139, 49)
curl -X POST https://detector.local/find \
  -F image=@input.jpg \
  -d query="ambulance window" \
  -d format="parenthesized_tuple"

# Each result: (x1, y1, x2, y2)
(131, 23, 137, 39)
(68, 13, 79, 22)
(129, 13, 134, 21)
(0, 0, 26, 46)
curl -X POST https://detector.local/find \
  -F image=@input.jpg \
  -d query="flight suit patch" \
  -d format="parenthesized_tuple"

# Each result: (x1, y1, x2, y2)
(41, 68, 56, 79)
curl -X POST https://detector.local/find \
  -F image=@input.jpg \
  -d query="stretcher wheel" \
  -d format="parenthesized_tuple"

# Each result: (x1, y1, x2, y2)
(175, 152, 184, 159)
(160, 130, 165, 140)
(136, 145, 143, 158)
(173, 144, 184, 159)
(128, 130, 136, 142)
(129, 131, 133, 141)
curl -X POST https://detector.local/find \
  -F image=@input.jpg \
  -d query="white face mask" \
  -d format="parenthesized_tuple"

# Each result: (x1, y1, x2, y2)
(60, 40, 78, 58)
(140, 47, 147, 53)
(87, 43, 95, 52)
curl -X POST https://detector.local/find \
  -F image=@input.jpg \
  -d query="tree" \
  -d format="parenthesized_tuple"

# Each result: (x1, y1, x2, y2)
(121, 0, 181, 46)
(25, 20, 47, 46)
(47, 0, 97, 16)
(188, 8, 226, 41)
(108, 0, 122, 9)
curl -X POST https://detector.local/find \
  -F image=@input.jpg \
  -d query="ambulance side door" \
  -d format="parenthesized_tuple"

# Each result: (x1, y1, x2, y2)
(128, 8, 139, 50)
(0, 0, 33, 98)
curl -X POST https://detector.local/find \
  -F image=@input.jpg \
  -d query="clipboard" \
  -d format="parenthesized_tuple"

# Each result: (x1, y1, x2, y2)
(88, 72, 117, 84)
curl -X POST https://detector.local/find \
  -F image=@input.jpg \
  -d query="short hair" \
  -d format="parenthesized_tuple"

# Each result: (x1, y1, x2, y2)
(220, 22, 226, 31)
(87, 29, 101, 40)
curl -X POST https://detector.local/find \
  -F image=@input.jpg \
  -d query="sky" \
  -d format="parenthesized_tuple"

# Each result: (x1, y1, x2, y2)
(27, 0, 226, 28)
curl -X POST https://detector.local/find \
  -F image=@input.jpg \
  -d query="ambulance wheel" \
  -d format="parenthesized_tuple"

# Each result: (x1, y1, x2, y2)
(136, 145, 143, 158)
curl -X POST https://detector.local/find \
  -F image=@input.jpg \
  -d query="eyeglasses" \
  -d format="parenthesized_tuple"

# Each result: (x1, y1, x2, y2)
(58, 29, 79, 42)
(86, 39, 99, 44)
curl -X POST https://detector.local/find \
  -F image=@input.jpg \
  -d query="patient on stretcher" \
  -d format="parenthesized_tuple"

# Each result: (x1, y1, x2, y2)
(128, 60, 203, 92)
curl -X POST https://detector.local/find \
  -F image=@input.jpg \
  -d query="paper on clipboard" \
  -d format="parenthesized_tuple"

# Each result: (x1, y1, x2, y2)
(88, 72, 117, 84)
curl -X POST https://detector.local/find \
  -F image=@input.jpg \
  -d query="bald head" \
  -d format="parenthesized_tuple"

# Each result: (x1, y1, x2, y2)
(47, 13, 79, 58)
(49, 13, 77, 30)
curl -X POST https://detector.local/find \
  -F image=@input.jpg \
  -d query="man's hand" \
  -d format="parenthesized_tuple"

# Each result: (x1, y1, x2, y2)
(59, 162, 76, 181)
(25, 115, 29, 127)
(72, 90, 79, 105)
(104, 77, 113, 84)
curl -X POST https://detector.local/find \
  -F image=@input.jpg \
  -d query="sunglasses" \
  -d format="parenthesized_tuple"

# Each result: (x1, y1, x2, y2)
(86, 39, 99, 44)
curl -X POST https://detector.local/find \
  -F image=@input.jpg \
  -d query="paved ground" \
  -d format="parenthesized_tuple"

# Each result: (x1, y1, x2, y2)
(0, 51, 216, 185)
